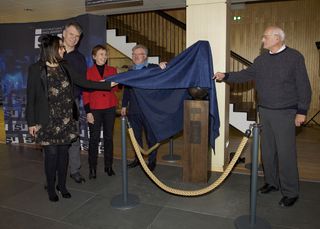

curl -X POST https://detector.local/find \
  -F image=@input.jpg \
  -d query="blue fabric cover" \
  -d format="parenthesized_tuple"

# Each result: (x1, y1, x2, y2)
(108, 40, 220, 148)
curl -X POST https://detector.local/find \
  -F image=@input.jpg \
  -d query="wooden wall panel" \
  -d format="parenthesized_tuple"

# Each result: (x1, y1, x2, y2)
(230, 0, 320, 122)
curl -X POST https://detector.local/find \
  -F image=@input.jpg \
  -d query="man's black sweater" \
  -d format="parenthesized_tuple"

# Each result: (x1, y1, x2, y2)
(225, 47, 312, 115)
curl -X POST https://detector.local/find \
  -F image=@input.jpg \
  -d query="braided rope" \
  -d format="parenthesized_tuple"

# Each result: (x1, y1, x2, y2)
(128, 127, 249, 196)
(138, 143, 161, 155)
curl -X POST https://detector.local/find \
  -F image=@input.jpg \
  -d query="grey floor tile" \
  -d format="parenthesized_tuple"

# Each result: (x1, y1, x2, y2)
(66, 169, 122, 195)
(1, 184, 96, 220)
(0, 144, 43, 162)
(149, 207, 235, 229)
(299, 181, 320, 201)
(0, 156, 30, 172)
(0, 143, 319, 229)
(256, 197, 320, 229)
(0, 161, 44, 183)
(63, 195, 163, 229)
(0, 207, 87, 229)
(0, 175, 35, 203)
(165, 187, 250, 219)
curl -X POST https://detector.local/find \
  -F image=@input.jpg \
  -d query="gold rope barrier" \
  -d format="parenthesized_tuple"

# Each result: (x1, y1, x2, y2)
(128, 127, 250, 196)
(138, 143, 160, 156)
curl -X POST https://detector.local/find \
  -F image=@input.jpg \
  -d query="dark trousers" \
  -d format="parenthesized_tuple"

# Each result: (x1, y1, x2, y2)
(259, 107, 299, 198)
(128, 112, 157, 163)
(43, 144, 69, 196)
(88, 107, 116, 169)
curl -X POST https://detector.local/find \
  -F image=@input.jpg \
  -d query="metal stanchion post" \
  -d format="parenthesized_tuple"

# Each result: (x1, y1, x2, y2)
(111, 116, 139, 209)
(234, 123, 271, 229)
(161, 137, 181, 162)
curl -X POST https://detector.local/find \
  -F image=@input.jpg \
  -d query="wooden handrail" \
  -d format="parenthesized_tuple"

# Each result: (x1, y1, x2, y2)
(107, 11, 186, 62)
(229, 50, 257, 121)
(155, 10, 186, 30)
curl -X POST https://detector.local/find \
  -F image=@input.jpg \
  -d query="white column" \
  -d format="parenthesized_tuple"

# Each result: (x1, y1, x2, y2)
(186, 0, 230, 172)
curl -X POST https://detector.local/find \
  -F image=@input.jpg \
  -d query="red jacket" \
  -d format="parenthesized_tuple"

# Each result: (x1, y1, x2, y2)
(83, 64, 118, 113)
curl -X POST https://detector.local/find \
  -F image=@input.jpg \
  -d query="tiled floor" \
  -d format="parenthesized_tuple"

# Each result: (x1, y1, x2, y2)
(0, 143, 319, 229)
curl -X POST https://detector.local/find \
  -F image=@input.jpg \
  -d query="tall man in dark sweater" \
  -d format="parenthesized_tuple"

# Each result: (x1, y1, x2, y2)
(63, 22, 87, 183)
(214, 26, 312, 207)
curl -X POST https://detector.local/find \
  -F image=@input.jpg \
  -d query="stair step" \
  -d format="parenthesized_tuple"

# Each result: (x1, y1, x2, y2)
(107, 18, 176, 62)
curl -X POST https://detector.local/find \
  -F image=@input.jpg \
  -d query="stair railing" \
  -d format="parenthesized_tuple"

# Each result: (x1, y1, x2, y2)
(107, 11, 186, 62)
(230, 51, 257, 121)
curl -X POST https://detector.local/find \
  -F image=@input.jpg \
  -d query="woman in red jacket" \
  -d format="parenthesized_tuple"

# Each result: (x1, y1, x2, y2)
(83, 45, 118, 179)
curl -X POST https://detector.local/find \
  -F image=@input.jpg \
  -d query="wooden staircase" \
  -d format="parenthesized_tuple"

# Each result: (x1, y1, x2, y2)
(107, 11, 186, 62)
(229, 51, 257, 123)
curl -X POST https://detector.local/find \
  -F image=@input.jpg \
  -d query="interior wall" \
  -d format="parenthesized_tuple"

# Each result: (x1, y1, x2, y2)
(230, 0, 320, 122)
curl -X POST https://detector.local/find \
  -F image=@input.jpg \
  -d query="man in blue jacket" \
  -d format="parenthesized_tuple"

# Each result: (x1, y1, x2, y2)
(121, 44, 159, 171)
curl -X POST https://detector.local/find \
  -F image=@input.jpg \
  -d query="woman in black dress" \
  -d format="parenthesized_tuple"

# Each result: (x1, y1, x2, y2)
(26, 34, 116, 202)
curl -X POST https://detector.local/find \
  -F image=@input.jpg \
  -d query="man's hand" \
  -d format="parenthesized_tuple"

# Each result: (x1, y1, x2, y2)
(159, 62, 167, 70)
(121, 107, 127, 116)
(295, 114, 306, 127)
(213, 72, 225, 81)
(87, 113, 94, 124)
(28, 126, 37, 137)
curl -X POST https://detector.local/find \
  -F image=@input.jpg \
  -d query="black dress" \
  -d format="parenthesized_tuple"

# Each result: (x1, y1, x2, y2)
(35, 66, 78, 145)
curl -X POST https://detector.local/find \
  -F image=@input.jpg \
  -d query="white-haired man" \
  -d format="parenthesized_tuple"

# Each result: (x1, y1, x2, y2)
(214, 26, 312, 207)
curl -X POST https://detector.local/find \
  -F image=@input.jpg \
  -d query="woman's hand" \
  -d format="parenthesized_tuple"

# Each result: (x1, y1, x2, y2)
(28, 126, 37, 137)
(87, 113, 94, 124)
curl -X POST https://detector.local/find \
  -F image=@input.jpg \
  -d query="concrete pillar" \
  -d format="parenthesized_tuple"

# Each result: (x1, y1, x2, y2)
(186, 0, 230, 172)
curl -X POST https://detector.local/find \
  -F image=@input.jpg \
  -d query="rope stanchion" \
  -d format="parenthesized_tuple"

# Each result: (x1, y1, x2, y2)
(111, 116, 139, 209)
(128, 125, 251, 196)
(162, 137, 181, 162)
(234, 123, 271, 229)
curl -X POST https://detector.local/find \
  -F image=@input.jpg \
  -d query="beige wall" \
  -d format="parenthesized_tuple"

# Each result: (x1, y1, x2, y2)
(230, 0, 320, 121)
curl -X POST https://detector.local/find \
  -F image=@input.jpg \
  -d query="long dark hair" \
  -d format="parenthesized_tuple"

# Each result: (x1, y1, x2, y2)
(38, 34, 63, 64)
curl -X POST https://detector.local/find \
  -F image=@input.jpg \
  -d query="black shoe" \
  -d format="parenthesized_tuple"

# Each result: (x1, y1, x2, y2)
(89, 168, 97, 179)
(258, 183, 279, 194)
(127, 159, 140, 168)
(70, 172, 86, 183)
(48, 193, 59, 202)
(148, 160, 156, 171)
(105, 167, 115, 176)
(56, 186, 72, 199)
(279, 196, 298, 207)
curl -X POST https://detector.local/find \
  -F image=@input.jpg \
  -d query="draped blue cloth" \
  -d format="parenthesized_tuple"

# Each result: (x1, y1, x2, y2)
(108, 40, 220, 148)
